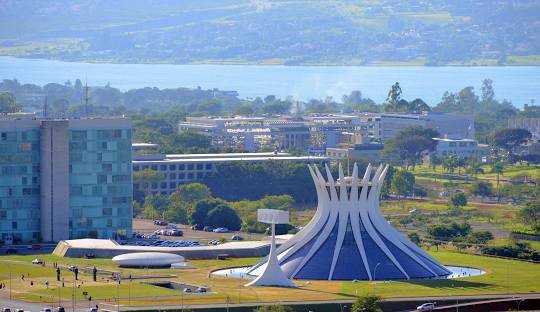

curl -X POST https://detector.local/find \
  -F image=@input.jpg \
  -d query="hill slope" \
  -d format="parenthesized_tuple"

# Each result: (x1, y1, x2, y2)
(0, 0, 539, 65)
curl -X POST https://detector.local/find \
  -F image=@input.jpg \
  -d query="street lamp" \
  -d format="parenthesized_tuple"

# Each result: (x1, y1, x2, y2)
(372, 262, 381, 294)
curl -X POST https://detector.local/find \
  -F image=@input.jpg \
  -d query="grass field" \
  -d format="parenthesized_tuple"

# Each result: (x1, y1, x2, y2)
(1, 250, 538, 307)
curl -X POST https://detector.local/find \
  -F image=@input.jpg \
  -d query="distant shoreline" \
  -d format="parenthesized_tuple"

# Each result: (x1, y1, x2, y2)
(1, 55, 539, 67)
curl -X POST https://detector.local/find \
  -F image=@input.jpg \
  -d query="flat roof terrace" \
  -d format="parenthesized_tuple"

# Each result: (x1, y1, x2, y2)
(53, 238, 273, 259)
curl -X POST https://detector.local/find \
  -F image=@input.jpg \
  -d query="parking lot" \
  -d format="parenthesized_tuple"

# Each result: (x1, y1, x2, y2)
(132, 219, 267, 242)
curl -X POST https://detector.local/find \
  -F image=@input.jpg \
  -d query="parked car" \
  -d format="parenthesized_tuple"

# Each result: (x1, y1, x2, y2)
(417, 302, 435, 311)
(55, 307, 66, 312)
(15, 309, 24, 312)
(167, 229, 183, 236)
(165, 224, 177, 229)
(40, 309, 52, 312)
(32, 258, 44, 264)
(191, 224, 203, 231)
(213, 227, 229, 233)
(231, 235, 243, 241)
(203, 226, 215, 232)
(196, 287, 207, 293)
(87, 308, 98, 312)
(3, 308, 11, 312)
(153, 220, 168, 226)
(208, 240, 218, 245)
(28, 244, 42, 250)
(183, 288, 192, 293)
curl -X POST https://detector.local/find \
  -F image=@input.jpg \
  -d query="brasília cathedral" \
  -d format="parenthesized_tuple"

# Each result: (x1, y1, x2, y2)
(248, 163, 451, 280)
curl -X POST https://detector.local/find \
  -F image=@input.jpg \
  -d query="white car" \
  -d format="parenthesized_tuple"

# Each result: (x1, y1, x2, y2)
(417, 302, 435, 311)
(32, 258, 43, 264)
(213, 227, 229, 233)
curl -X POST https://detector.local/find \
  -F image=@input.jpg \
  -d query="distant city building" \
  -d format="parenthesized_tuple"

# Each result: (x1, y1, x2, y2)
(0, 113, 132, 243)
(178, 116, 310, 152)
(432, 138, 488, 159)
(179, 113, 473, 153)
(508, 117, 540, 140)
(132, 149, 328, 195)
(326, 143, 385, 162)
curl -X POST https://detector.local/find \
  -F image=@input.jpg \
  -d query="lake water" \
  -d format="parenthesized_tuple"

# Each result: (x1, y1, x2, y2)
(1, 56, 539, 107)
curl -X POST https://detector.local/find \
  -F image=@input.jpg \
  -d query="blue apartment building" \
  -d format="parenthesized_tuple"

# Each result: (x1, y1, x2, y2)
(0, 113, 132, 243)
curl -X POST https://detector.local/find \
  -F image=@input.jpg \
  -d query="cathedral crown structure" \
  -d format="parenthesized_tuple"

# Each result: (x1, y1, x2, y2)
(249, 163, 451, 280)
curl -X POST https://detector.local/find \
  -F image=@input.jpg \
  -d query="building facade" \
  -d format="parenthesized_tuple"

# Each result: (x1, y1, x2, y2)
(133, 150, 328, 195)
(432, 138, 488, 159)
(0, 114, 132, 243)
(179, 113, 473, 153)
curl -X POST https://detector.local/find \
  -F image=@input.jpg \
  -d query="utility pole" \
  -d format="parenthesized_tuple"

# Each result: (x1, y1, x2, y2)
(84, 80, 89, 116)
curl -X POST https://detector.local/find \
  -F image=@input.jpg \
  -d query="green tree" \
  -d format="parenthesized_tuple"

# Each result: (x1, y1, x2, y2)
(253, 305, 294, 312)
(470, 181, 493, 200)
(467, 230, 494, 245)
(0, 92, 21, 113)
(517, 200, 540, 227)
(492, 128, 532, 161)
(491, 162, 504, 200)
(391, 170, 415, 200)
(166, 202, 189, 224)
(449, 192, 467, 208)
(442, 154, 459, 174)
(133, 169, 165, 199)
(352, 295, 382, 312)
(430, 155, 443, 172)
(170, 182, 212, 204)
(408, 98, 430, 112)
(384, 126, 439, 169)
(466, 158, 484, 178)
(384, 82, 402, 111)
(480, 79, 495, 106)
(207, 204, 242, 230)
(408, 232, 421, 246)
(190, 198, 224, 226)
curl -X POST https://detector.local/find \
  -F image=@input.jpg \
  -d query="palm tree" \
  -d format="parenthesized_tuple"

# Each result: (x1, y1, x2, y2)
(491, 162, 504, 201)
(466, 158, 484, 179)
(443, 154, 458, 174)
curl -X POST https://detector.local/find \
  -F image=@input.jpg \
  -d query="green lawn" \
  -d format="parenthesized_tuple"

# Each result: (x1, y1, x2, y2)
(339, 250, 540, 297)
(1, 250, 539, 306)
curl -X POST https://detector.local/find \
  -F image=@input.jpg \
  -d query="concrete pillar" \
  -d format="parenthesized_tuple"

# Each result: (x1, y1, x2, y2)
(40, 120, 70, 242)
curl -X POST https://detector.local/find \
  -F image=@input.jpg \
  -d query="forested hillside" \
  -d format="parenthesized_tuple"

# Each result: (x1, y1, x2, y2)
(1, 0, 539, 65)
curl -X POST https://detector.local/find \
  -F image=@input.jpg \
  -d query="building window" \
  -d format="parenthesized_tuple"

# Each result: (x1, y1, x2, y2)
(169, 173, 176, 179)
(205, 164, 212, 170)
(187, 164, 194, 170)
(178, 173, 185, 179)
(187, 173, 194, 179)
(196, 163, 203, 170)
(102, 164, 112, 172)
(196, 172, 203, 179)
(169, 164, 176, 170)
(179, 164, 185, 170)
(12, 221, 17, 229)
(160, 164, 167, 171)
(169, 182, 176, 189)
(72, 130, 87, 140)
(133, 165, 139, 171)
(160, 182, 167, 189)
(19, 143, 32, 151)
(151, 165, 158, 170)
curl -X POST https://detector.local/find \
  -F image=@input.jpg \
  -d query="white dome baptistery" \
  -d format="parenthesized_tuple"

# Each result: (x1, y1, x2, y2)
(112, 252, 185, 268)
